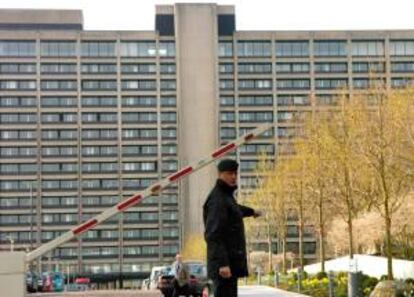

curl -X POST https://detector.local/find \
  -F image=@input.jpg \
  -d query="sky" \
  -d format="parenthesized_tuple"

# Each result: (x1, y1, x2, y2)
(0, 0, 414, 31)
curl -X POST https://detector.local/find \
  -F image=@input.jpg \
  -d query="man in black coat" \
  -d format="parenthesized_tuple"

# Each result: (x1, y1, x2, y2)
(203, 159, 261, 297)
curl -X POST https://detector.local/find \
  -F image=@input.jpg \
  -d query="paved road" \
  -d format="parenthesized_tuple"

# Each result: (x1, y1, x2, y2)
(28, 286, 308, 297)
(239, 286, 309, 297)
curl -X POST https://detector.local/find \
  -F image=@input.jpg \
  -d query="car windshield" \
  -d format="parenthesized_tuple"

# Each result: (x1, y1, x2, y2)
(186, 263, 205, 276)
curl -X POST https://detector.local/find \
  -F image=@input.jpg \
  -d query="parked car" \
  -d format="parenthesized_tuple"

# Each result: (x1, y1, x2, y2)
(52, 272, 64, 292)
(141, 278, 150, 290)
(40, 272, 53, 292)
(158, 261, 212, 297)
(149, 266, 171, 290)
(26, 271, 39, 293)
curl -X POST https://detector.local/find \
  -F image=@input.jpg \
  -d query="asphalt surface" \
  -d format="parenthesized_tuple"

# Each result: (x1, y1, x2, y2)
(28, 286, 308, 296)
(239, 286, 309, 297)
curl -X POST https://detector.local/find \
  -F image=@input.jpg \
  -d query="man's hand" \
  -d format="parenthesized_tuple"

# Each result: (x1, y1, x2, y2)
(253, 210, 263, 218)
(219, 266, 232, 278)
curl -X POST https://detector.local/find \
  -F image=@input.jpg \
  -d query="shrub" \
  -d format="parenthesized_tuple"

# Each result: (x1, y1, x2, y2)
(316, 271, 328, 280)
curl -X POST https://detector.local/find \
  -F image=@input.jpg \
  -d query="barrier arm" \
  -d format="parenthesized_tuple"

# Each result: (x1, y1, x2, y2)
(26, 123, 272, 263)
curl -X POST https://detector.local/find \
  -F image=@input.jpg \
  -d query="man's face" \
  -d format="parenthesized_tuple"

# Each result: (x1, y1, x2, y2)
(219, 170, 238, 187)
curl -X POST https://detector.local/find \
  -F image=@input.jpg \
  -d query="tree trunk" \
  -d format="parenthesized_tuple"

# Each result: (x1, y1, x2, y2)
(319, 223, 325, 273)
(318, 194, 325, 272)
(267, 222, 272, 273)
(347, 214, 354, 259)
(282, 236, 287, 274)
(298, 202, 304, 271)
(384, 208, 394, 280)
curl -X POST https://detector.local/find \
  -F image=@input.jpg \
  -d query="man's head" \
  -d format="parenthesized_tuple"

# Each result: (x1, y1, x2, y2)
(217, 159, 238, 187)
(175, 254, 182, 262)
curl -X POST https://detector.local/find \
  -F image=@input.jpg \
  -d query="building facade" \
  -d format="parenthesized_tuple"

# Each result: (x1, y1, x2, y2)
(1, 3, 414, 285)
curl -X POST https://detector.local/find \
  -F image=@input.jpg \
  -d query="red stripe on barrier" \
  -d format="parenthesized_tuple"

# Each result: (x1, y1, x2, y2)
(212, 143, 236, 158)
(117, 194, 143, 211)
(244, 133, 254, 141)
(151, 184, 161, 193)
(73, 219, 98, 235)
(168, 166, 193, 182)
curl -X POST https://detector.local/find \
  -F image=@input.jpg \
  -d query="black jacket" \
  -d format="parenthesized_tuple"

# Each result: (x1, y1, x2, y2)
(203, 179, 255, 279)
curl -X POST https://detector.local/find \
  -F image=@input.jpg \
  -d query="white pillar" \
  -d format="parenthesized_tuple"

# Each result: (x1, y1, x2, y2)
(0, 252, 26, 297)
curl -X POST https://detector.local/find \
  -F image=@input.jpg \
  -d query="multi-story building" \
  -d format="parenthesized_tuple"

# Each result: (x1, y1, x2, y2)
(1, 3, 414, 286)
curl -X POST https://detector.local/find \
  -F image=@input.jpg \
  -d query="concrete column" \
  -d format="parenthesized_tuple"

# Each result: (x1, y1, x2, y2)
(0, 252, 26, 297)
(174, 4, 219, 237)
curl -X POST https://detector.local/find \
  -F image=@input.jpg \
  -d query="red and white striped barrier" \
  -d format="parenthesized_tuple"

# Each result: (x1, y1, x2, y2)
(26, 123, 272, 262)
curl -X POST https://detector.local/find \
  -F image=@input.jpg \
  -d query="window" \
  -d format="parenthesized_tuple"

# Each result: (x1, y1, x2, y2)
(238, 79, 272, 89)
(237, 41, 271, 57)
(391, 62, 414, 72)
(275, 63, 309, 73)
(218, 42, 233, 57)
(123, 145, 157, 156)
(159, 41, 175, 57)
(121, 80, 156, 90)
(238, 62, 271, 74)
(219, 80, 234, 90)
(160, 80, 176, 90)
(41, 41, 76, 57)
(161, 96, 176, 107)
(353, 78, 385, 89)
(391, 78, 414, 88)
(123, 162, 156, 172)
(220, 112, 235, 122)
(161, 112, 177, 123)
(122, 129, 157, 139)
(0, 41, 36, 57)
(238, 96, 272, 106)
(82, 80, 116, 91)
(0, 80, 36, 90)
(41, 97, 77, 107)
(41, 80, 76, 91)
(121, 63, 156, 74)
(239, 111, 273, 122)
(220, 96, 234, 106)
(41, 63, 76, 74)
(220, 127, 236, 139)
(120, 41, 156, 57)
(81, 64, 116, 74)
(0, 63, 36, 74)
(82, 97, 117, 107)
(276, 79, 310, 90)
(160, 63, 176, 74)
(122, 96, 156, 107)
(315, 79, 348, 89)
(277, 95, 309, 106)
(352, 62, 385, 73)
(122, 112, 157, 123)
(314, 63, 347, 73)
(81, 41, 116, 57)
(82, 113, 117, 123)
(314, 41, 347, 56)
(0, 97, 36, 107)
(352, 41, 384, 56)
(275, 41, 309, 57)
(390, 40, 414, 56)
(219, 63, 234, 74)
(161, 128, 176, 139)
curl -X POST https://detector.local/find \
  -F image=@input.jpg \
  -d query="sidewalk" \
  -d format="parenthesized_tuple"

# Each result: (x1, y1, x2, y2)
(239, 285, 310, 297)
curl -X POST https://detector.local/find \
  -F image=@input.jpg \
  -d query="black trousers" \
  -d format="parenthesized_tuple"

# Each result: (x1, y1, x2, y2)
(213, 276, 238, 297)
(172, 279, 189, 297)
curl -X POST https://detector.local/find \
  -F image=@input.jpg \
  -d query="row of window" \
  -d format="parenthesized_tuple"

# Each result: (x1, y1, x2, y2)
(0, 178, 163, 191)
(0, 41, 175, 57)
(1, 145, 177, 158)
(0, 194, 178, 208)
(0, 96, 177, 107)
(219, 40, 414, 57)
(0, 80, 177, 91)
(220, 62, 392, 74)
(0, 129, 177, 140)
(220, 78, 413, 90)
